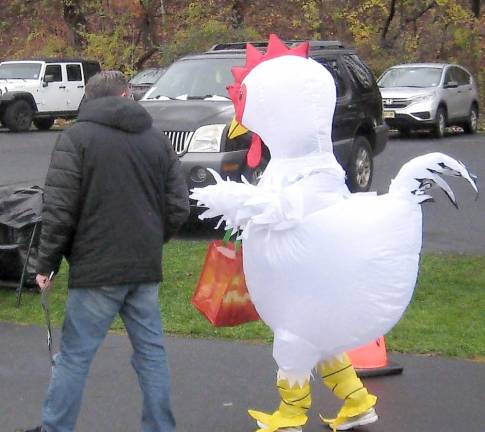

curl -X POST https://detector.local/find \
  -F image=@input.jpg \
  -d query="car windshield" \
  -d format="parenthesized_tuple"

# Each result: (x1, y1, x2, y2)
(130, 68, 165, 85)
(146, 57, 243, 100)
(378, 67, 443, 88)
(0, 63, 42, 80)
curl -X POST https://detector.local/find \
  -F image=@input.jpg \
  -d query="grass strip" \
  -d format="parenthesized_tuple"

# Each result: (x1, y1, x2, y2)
(0, 240, 483, 359)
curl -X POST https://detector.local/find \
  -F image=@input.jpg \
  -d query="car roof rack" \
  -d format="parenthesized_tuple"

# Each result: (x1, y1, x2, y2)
(207, 40, 346, 52)
(1, 58, 100, 64)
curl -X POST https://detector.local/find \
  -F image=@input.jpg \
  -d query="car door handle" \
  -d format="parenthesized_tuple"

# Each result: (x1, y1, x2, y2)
(59, 86, 66, 89)
(77, 85, 84, 89)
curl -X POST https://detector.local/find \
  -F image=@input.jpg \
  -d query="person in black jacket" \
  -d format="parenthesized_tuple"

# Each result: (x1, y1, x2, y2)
(24, 71, 189, 432)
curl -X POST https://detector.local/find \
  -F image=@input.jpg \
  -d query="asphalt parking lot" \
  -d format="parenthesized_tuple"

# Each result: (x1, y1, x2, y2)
(2, 322, 484, 432)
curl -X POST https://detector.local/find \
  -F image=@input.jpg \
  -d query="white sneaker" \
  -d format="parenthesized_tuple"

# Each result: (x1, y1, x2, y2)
(323, 408, 378, 431)
(256, 420, 302, 431)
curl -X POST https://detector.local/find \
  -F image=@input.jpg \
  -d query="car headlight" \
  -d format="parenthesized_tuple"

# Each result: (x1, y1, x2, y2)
(187, 124, 226, 153)
(410, 94, 434, 104)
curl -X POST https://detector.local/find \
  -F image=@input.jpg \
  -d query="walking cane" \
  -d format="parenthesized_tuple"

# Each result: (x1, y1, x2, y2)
(16, 221, 39, 308)
(40, 271, 55, 367)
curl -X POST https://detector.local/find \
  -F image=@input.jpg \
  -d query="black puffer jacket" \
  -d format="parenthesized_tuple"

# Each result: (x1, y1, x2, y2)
(37, 96, 189, 288)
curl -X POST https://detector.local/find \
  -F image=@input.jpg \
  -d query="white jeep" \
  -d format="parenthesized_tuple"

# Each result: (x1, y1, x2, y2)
(0, 59, 101, 132)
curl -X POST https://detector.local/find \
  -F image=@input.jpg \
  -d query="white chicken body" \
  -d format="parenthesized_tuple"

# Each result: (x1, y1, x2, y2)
(190, 37, 479, 431)
(191, 50, 478, 381)
(243, 193, 421, 372)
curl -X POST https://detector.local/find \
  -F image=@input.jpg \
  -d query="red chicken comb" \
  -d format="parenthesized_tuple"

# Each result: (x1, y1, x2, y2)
(227, 34, 309, 168)
(229, 34, 309, 91)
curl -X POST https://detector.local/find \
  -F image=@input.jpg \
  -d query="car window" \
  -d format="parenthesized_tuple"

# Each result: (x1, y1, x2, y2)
(66, 64, 82, 82)
(45, 64, 62, 82)
(83, 62, 100, 82)
(130, 68, 165, 85)
(453, 67, 470, 86)
(444, 67, 455, 85)
(313, 57, 347, 98)
(147, 57, 243, 99)
(0, 62, 42, 79)
(378, 67, 443, 88)
(342, 54, 375, 92)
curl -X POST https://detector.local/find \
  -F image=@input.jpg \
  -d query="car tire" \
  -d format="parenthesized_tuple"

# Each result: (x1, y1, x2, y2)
(242, 157, 268, 185)
(346, 135, 373, 193)
(432, 107, 446, 139)
(3, 100, 33, 132)
(463, 105, 479, 134)
(33, 117, 55, 131)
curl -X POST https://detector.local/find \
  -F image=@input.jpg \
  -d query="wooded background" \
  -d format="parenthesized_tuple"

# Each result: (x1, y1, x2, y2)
(1, 1, 483, 107)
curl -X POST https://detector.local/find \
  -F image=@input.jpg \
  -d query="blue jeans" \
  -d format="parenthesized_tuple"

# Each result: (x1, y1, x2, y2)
(42, 283, 176, 432)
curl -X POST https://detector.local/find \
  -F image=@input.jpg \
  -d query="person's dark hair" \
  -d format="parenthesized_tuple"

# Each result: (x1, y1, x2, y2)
(85, 70, 129, 100)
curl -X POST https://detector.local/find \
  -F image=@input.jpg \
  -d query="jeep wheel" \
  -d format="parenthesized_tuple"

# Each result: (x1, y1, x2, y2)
(463, 105, 478, 134)
(346, 136, 373, 193)
(3, 100, 33, 132)
(33, 118, 55, 131)
(432, 107, 446, 139)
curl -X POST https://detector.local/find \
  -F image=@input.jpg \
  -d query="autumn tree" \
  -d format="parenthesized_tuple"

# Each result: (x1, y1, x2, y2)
(0, 0, 482, 115)
(62, 0, 88, 49)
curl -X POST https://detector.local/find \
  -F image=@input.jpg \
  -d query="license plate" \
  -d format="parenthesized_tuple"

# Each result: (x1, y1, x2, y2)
(383, 111, 395, 119)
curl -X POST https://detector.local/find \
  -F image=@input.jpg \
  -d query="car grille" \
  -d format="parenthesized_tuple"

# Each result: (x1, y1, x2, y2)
(382, 98, 410, 109)
(163, 131, 194, 155)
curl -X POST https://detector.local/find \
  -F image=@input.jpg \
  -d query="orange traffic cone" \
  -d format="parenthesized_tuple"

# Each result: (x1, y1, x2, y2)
(347, 336, 403, 377)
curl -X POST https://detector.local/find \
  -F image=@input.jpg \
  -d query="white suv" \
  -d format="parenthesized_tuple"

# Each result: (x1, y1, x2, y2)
(0, 59, 101, 132)
(378, 63, 480, 138)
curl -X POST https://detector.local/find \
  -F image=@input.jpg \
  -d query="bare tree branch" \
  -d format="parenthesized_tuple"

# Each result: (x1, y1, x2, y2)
(133, 0, 164, 70)
(470, 0, 480, 18)
(134, 47, 158, 70)
(62, 0, 87, 48)
(231, 0, 249, 29)
(382, 0, 437, 49)
(403, 1, 436, 25)
(381, 0, 397, 46)
(436, 22, 449, 59)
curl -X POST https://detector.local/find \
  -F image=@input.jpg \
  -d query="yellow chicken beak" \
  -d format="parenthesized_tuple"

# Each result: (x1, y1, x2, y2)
(228, 117, 249, 139)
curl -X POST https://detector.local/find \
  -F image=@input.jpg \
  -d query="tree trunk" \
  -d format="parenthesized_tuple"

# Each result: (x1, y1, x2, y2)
(134, 48, 158, 70)
(62, 0, 87, 48)
(470, 0, 480, 18)
(231, 0, 249, 28)
(381, 0, 397, 47)
(134, 0, 163, 69)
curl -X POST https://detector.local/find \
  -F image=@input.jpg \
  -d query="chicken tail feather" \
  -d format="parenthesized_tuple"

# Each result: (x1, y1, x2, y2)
(388, 152, 478, 206)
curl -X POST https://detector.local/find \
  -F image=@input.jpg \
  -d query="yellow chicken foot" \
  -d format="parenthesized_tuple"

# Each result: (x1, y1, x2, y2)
(318, 353, 378, 430)
(248, 378, 310, 431)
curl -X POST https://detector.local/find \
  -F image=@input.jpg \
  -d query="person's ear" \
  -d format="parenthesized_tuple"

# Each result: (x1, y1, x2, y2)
(123, 90, 134, 99)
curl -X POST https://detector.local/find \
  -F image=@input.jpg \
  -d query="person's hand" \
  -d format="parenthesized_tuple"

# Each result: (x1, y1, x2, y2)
(36, 273, 55, 291)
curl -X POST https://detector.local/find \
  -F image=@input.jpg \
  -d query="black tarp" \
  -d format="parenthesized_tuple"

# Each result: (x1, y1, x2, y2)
(0, 186, 43, 287)
(0, 186, 42, 229)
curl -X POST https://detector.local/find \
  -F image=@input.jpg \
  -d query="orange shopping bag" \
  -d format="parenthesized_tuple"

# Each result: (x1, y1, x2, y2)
(192, 232, 260, 327)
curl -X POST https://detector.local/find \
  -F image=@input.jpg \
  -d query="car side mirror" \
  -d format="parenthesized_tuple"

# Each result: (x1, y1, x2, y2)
(43, 75, 54, 87)
(445, 80, 458, 89)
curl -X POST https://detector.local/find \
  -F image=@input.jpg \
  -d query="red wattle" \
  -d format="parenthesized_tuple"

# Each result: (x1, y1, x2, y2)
(247, 134, 262, 168)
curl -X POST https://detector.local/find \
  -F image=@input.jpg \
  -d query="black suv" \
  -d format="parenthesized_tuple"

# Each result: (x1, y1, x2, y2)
(141, 40, 388, 207)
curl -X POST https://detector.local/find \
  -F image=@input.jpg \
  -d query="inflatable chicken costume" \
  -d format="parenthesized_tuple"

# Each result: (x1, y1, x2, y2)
(191, 34, 478, 431)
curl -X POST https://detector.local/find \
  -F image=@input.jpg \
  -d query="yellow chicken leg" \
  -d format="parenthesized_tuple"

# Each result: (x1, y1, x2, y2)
(249, 378, 311, 431)
(318, 353, 377, 430)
